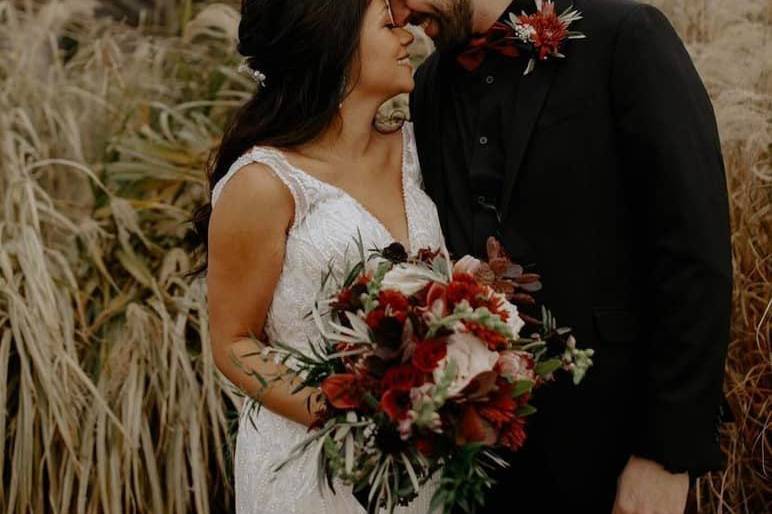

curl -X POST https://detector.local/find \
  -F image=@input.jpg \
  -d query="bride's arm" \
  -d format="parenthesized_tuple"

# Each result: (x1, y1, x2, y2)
(207, 162, 324, 427)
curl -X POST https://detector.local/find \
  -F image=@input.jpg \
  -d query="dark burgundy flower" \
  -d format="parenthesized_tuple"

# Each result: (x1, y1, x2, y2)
(415, 436, 436, 457)
(382, 242, 408, 264)
(367, 290, 411, 354)
(412, 339, 448, 373)
(360, 354, 389, 379)
(381, 364, 424, 392)
(380, 388, 412, 421)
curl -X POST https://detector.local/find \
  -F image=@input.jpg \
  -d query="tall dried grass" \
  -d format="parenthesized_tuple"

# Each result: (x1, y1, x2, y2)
(0, 1, 245, 512)
(0, 1, 768, 513)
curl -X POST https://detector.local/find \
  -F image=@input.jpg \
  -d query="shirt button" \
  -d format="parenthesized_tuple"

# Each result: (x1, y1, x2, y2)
(479, 136, 489, 145)
(485, 75, 495, 85)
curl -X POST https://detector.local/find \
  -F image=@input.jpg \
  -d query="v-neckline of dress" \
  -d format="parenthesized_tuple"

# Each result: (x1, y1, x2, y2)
(269, 127, 413, 254)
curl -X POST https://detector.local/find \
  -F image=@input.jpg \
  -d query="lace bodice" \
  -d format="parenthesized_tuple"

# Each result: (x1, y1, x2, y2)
(211, 123, 445, 514)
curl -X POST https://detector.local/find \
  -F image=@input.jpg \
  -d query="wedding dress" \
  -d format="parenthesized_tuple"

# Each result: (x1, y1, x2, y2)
(210, 122, 446, 514)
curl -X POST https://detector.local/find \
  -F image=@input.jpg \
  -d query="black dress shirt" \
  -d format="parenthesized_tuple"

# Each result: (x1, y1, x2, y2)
(442, 5, 528, 257)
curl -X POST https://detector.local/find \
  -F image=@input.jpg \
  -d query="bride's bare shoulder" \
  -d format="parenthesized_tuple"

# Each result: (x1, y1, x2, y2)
(209, 161, 294, 240)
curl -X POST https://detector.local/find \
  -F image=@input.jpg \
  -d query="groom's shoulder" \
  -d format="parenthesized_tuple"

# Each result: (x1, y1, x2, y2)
(575, 0, 642, 20)
(575, 0, 668, 35)
(569, 0, 682, 65)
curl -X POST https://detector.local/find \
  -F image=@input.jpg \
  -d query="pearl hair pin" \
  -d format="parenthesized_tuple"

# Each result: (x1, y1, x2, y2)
(238, 62, 267, 88)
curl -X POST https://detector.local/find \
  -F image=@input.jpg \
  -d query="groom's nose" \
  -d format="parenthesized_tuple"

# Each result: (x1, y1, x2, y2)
(389, 0, 412, 27)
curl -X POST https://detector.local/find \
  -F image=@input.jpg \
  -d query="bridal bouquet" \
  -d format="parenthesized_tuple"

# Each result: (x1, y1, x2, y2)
(253, 237, 594, 514)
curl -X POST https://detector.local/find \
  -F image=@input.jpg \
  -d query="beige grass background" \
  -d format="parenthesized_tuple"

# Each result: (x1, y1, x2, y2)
(0, 0, 768, 513)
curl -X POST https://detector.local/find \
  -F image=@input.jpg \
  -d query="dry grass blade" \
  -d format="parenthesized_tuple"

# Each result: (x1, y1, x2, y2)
(1, 1, 241, 513)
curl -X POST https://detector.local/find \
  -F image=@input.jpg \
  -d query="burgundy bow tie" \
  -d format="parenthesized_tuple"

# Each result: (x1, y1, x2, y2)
(456, 21, 521, 72)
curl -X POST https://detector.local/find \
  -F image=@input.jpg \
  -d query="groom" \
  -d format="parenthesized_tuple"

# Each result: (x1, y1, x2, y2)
(390, 0, 733, 512)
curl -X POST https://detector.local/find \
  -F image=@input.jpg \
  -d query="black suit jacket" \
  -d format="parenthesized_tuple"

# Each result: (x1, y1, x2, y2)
(411, 0, 732, 507)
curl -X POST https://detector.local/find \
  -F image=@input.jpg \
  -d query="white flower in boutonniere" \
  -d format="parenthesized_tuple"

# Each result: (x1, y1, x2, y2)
(506, 0, 586, 75)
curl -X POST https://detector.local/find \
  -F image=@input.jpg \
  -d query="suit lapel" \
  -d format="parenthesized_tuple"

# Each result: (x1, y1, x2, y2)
(499, 59, 559, 220)
(499, 0, 571, 220)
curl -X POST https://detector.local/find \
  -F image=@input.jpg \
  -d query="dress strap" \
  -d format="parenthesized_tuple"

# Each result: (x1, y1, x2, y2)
(210, 146, 312, 231)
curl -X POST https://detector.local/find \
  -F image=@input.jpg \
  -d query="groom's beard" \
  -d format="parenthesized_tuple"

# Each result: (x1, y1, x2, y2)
(414, 0, 473, 52)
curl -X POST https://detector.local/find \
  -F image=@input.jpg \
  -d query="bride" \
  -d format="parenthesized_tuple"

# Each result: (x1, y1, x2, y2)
(202, 0, 444, 512)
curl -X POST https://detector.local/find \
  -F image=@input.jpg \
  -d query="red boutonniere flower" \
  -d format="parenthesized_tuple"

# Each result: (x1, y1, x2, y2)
(506, 0, 586, 75)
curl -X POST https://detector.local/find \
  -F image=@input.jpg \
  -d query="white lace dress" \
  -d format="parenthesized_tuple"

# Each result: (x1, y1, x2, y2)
(210, 123, 446, 514)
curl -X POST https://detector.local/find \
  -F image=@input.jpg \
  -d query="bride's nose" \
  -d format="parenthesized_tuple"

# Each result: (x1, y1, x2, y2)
(397, 26, 415, 47)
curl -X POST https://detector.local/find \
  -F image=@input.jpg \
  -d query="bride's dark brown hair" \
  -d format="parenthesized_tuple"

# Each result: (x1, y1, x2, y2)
(190, 0, 373, 276)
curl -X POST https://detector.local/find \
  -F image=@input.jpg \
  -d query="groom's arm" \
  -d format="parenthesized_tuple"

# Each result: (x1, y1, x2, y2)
(610, 3, 732, 478)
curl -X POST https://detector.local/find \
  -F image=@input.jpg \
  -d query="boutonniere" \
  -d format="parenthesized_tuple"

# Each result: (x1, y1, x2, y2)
(506, 0, 586, 75)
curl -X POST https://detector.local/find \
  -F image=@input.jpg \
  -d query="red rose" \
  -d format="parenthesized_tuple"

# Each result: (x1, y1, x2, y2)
(412, 339, 447, 373)
(367, 290, 410, 352)
(366, 308, 385, 330)
(382, 364, 424, 392)
(337, 288, 353, 305)
(334, 277, 370, 311)
(378, 290, 409, 319)
(320, 374, 362, 409)
(447, 273, 485, 307)
(380, 388, 412, 421)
